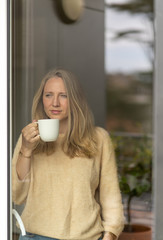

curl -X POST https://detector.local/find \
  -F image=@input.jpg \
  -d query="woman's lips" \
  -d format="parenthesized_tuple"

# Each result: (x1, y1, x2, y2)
(50, 110, 61, 114)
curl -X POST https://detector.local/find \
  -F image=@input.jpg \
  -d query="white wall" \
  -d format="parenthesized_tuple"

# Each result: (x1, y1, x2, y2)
(0, 0, 8, 239)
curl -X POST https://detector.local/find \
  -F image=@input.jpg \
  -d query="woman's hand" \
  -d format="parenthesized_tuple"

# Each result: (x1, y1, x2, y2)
(102, 232, 116, 240)
(21, 120, 40, 155)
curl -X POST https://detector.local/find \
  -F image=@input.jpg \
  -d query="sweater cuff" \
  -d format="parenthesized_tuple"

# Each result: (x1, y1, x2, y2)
(102, 221, 124, 238)
(16, 170, 31, 182)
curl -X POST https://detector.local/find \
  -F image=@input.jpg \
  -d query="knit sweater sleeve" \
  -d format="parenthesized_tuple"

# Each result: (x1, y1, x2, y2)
(98, 128, 124, 238)
(12, 134, 31, 205)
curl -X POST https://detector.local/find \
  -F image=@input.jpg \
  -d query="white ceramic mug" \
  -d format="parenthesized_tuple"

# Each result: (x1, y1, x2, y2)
(37, 119, 59, 142)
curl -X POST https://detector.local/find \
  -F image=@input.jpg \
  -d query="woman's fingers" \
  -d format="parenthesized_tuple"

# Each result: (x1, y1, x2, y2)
(22, 123, 39, 140)
(31, 134, 40, 143)
(25, 123, 38, 133)
(29, 129, 39, 138)
(21, 122, 40, 151)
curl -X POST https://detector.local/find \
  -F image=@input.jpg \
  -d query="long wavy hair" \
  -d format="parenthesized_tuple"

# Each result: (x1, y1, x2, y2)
(32, 68, 98, 158)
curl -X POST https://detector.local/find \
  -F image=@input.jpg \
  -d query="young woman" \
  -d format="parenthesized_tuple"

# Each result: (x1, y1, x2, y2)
(12, 68, 124, 240)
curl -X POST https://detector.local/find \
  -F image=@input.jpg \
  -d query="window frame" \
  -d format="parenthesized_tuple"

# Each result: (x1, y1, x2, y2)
(0, 0, 11, 239)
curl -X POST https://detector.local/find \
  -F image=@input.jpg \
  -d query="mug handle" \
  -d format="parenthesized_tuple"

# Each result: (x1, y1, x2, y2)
(12, 209, 26, 236)
(35, 121, 40, 137)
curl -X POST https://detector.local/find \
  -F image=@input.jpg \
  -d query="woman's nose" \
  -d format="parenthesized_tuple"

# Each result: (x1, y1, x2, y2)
(52, 96, 59, 107)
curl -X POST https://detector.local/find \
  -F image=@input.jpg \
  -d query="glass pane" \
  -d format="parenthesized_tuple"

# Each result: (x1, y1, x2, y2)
(105, 0, 154, 235)
(11, 1, 105, 239)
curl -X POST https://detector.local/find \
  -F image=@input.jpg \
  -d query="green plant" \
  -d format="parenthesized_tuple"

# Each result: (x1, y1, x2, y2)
(111, 134, 152, 232)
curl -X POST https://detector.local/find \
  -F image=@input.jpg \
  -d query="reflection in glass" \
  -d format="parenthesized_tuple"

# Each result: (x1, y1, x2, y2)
(105, 0, 154, 134)
(104, 0, 154, 234)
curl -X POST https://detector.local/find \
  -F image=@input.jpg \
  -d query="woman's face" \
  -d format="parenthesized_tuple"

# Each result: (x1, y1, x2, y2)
(43, 77, 69, 129)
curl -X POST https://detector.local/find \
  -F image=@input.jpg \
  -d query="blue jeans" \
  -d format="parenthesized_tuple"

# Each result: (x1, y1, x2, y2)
(19, 233, 103, 240)
(19, 233, 59, 240)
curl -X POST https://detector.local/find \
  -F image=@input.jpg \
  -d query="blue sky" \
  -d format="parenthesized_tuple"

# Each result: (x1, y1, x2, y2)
(105, 0, 154, 73)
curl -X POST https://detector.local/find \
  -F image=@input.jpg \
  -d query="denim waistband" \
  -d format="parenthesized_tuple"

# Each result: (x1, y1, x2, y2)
(19, 233, 103, 240)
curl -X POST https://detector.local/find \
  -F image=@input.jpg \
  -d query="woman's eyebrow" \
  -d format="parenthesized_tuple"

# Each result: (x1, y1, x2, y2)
(44, 91, 67, 94)
(44, 91, 53, 94)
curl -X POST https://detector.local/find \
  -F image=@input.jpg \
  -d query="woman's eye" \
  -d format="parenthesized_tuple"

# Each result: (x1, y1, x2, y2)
(60, 94, 67, 98)
(45, 93, 52, 97)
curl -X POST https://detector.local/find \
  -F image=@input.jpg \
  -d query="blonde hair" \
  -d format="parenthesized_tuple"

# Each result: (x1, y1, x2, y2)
(32, 68, 98, 158)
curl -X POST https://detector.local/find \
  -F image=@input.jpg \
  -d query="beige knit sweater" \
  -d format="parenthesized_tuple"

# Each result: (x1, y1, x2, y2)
(12, 127, 124, 240)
